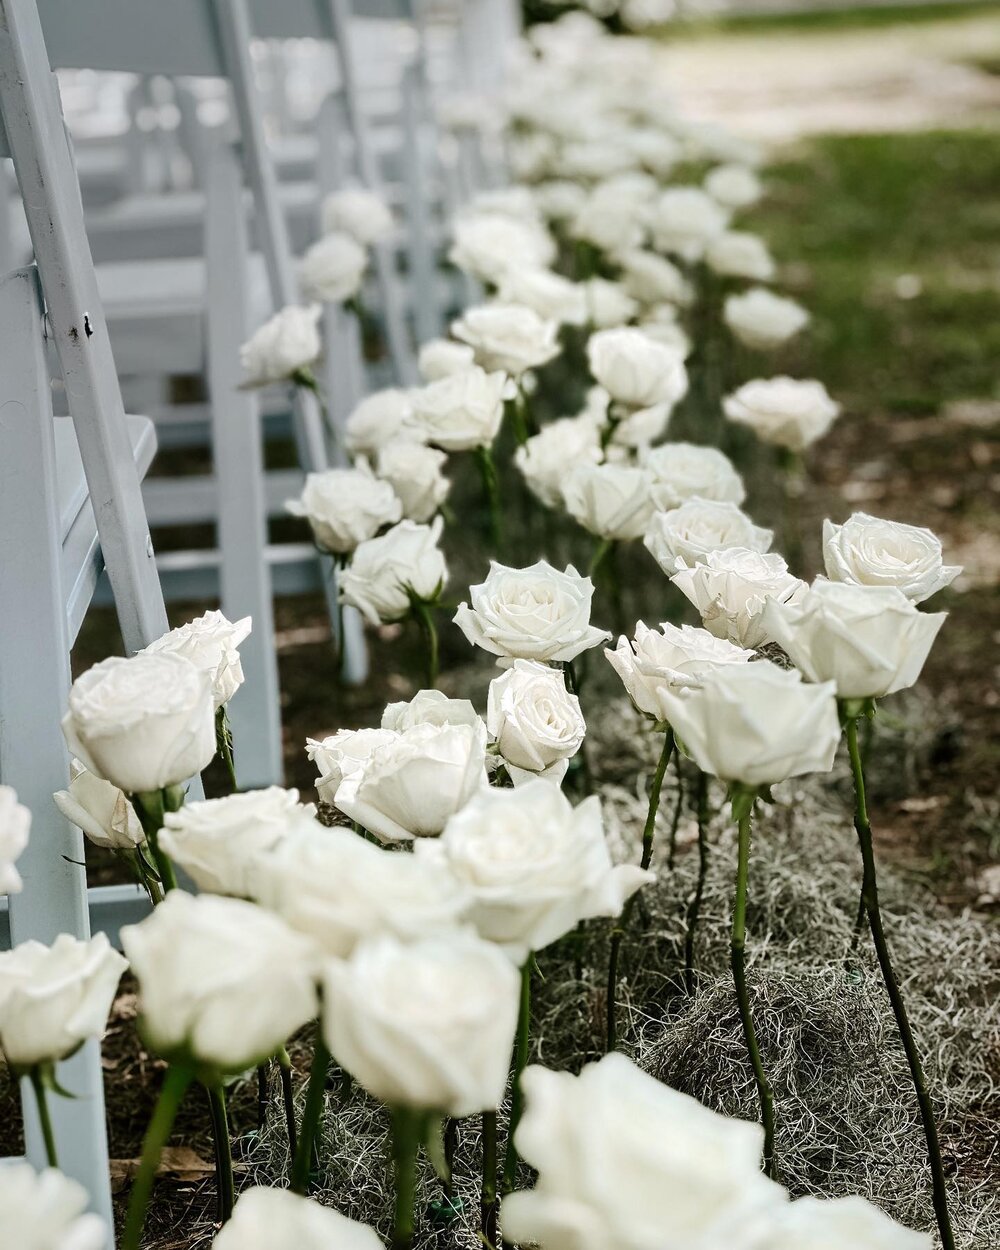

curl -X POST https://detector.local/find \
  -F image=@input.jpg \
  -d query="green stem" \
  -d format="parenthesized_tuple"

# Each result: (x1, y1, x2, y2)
(133, 791, 179, 893)
(411, 599, 439, 689)
(588, 537, 612, 580)
(390, 1107, 421, 1250)
(481, 1110, 499, 1249)
(731, 799, 777, 1180)
(206, 1083, 235, 1224)
(845, 718, 955, 1250)
(277, 1047, 298, 1160)
(475, 445, 503, 548)
(123, 1063, 193, 1250)
(292, 367, 340, 453)
(291, 1027, 330, 1195)
(666, 752, 685, 870)
(215, 706, 238, 792)
(29, 1068, 58, 1168)
(684, 770, 710, 995)
(606, 728, 675, 1052)
(502, 961, 532, 1196)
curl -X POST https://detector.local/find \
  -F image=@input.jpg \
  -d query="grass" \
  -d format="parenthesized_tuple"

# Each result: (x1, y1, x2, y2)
(671, 1, 1000, 37)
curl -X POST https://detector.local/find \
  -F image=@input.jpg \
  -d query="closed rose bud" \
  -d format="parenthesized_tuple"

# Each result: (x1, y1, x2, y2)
(487, 661, 586, 782)
(451, 303, 560, 376)
(0, 786, 30, 895)
(704, 163, 764, 211)
(298, 231, 368, 305)
(706, 231, 776, 282)
(376, 440, 450, 522)
(650, 186, 730, 261)
(141, 610, 252, 709)
(409, 366, 509, 452)
(344, 388, 416, 457)
(53, 761, 143, 851)
(822, 512, 960, 603)
(340, 518, 448, 626)
(285, 466, 402, 556)
(240, 304, 322, 385)
(587, 327, 688, 410)
(320, 187, 394, 247)
(514, 416, 602, 509)
(564, 462, 657, 542)
(724, 377, 840, 452)
(724, 288, 808, 350)
(619, 249, 693, 307)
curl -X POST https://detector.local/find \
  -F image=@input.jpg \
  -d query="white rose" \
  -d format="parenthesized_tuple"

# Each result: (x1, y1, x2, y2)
(650, 186, 729, 261)
(333, 721, 488, 843)
(705, 163, 763, 211)
(0, 933, 126, 1069)
(762, 580, 946, 701)
(0, 786, 30, 894)
(685, 121, 764, 167)
(707, 232, 776, 282)
(658, 660, 840, 787)
(758, 1195, 931, 1250)
(822, 512, 961, 602)
(587, 328, 688, 409)
(645, 498, 773, 569)
(509, 132, 558, 181)
(584, 278, 640, 328)
(417, 782, 649, 960)
(53, 761, 143, 851)
(322, 932, 519, 1116)
(639, 308, 692, 357)
(468, 187, 542, 223)
(240, 304, 322, 385)
(345, 388, 416, 456)
(571, 193, 645, 254)
(624, 126, 682, 175)
(320, 187, 394, 246)
(249, 823, 469, 957)
(306, 728, 398, 804)
(375, 440, 450, 523)
(452, 303, 561, 376)
(213, 1187, 383, 1250)
(286, 466, 401, 555)
(724, 288, 808, 350)
(560, 140, 636, 181)
(340, 517, 448, 625)
(533, 179, 588, 222)
(410, 366, 509, 451)
(618, 250, 692, 307)
(501, 1053, 784, 1250)
(514, 416, 603, 509)
(120, 891, 318, 1072)
(455, 560, 611, 664)
(643, 442, 746, 510)
(62, 653, 216, 795)
(381, 689, 482, 733)
(498, 267, 588, 327)
(140, 609, 252, 709)
(417, 338, 476, 382)
(606, 622, 754, 721)
(157, 786, 319, 898)
(564, 462, 657, 541)
(487, 661, 585, 782)
(298, 232, 368, 305)
(724, 377, 840, 452)
(0, 1164, 107, 1250)
(672, 547, 807, 649)
(449, 213, 555, 285)
(609, 402, 673, 450)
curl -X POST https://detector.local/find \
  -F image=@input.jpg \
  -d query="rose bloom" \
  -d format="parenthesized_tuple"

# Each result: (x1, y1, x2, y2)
(570, 193, 646, 254)
(344, 388, 416, 456)
(140, 610, 252, 709)
(0, 786, 30, 895)
(62, 653, 216, 794)
(0, 933, 126, 1069)
(532, 179, 587, 223)
(672, 548, 806, 650)
(487, 661, 585, 783)
(584, 278, 640, 328)
(409, 366, 509, 451)
(320, 187, 394, 246)
(704, 163, 763, 211)
(624, 126, 682, 176)
(822, 512, 961, 602)
(609, 402, 674, 450)
(340, 518, 447, 625)
(618, 249, 692, 307)
(564, 463, 657, 541)
(417, 782, 650, 960)
(645, 498, 773, 570)
(417, 338, 475, 382)
(455, 560, 611, 664)
(649, 186, 729, 261)
(639, 308, 692, 357)
(607, 622, 753, 722)
(323, 932, 520, 1116)
(643, 442, 746, 510)
(724, 288, 808, 350)
(121, 891, 319, 1072)
(286, 466, 401, 555)
(240, 304, 322, 385)
(498, 266, 588, 326)
(298, 232, 367, 304)
(724, 377, 840, 452)
(587, 328, 688, 410)
(501, 1054, 784, 1250)
(213, 1187, 383, 1250)
(158, 786, 320, 898)
(762, 580, 946, 701)
(53, 761, 142, 851)
(306, 727, 398, 804)
(660, 660, 840, 787)
(559, 140, 637, 181)
(333, 720, 488, 843)
(381, 689, 482, 733)
(375, 440, 450, 523)
(514, 416, 603, 509)
(706, 232, 776, 282)
(451, 303, 560, 376)
(448, 212, 555, 285)
(0, 1164, 107, 1250)
(762, 1195, 931, 1250)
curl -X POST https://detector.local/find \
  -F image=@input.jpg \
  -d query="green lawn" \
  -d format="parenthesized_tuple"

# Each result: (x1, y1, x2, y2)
(672, 1, 999, 37)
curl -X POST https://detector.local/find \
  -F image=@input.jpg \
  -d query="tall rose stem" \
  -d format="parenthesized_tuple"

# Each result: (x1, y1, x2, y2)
(390, 1107, 420, 1250)
(292, 368, 339, 453)
(291, 1027, 331, 1195)
(277, 1047, 298, 1159)
(501, 961, 533, 1197)
(215, 706, 238, 791)
(206, 1083, 235, 1224)
(731, 797, 777, 1180)
(606, 728, 674, 1052)
(123, 1062, 193, 1250)
(481, 1110, 499, 1249)
(588, 538, 612, 580)
(411, 599, 439, 689)
(475, 445, 503, 548)
(684, 770, 710, 995)
(256, 1063, 269, 1131)
(845, 717, 955, 1250)
(29, 1068, 58, 1168)
(133, 790, 179, 893)
(666, 754, 685, 870)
